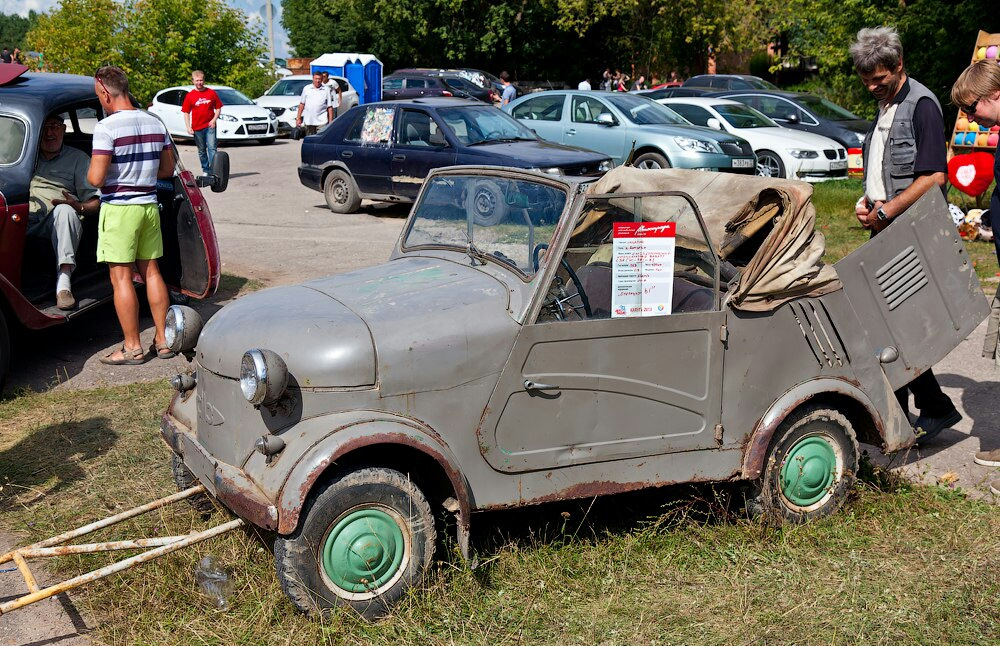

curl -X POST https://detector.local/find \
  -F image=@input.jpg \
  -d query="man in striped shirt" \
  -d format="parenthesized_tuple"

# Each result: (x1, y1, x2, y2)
(87, 65, 176, 365)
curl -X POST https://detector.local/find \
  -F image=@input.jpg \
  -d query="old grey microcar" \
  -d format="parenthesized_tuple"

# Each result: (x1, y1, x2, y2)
(161, 165, 989, 618)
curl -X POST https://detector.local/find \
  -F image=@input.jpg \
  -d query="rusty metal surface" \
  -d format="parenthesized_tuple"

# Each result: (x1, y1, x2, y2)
(0, 487, 242, 617)
(214, 463, 278, 531)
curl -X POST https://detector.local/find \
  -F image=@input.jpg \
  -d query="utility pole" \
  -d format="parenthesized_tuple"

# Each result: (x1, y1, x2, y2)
(265, 2, 275, 64)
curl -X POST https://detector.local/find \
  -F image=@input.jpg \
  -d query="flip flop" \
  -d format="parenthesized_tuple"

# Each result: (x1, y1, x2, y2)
(100, 345, 149, 366)
(152, 342, 177, 359)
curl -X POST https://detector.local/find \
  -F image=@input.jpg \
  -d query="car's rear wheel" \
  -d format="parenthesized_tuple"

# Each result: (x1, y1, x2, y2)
(274, 467, 435, 620)
(633, 152, 671, 170)
(324, 170, 361, 214)
(755, 150, 786, 178)
(747, 405, 858, 524)
(467, 179, 508, 226)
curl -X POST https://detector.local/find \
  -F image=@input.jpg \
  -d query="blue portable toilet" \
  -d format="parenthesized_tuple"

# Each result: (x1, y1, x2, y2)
(310, 53, 382, 104)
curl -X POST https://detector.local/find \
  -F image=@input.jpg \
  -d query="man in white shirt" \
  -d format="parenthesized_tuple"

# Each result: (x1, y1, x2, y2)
(296, 72, 334, 135)
(321, 71, 344, 118)
(578, 78, 591, 91)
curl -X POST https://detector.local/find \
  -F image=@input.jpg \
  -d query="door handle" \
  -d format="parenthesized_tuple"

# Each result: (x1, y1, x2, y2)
(392, 154, 406, 161)
(566, 129, 577, 135)
(341, 151, 353, 158)
(524, 379, 558, 391)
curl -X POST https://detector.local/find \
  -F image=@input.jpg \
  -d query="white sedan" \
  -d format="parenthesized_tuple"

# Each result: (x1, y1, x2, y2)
(659, 97, 848, 181)
(254, 75, 360, 135)
(148, 84, 278, 144)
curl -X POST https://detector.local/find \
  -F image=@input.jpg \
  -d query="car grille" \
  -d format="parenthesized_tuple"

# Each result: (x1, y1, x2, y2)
(561, 163, 605, 177)
(823, 149, 837, 160)
(720, 141, 753, 156)
(244, 116, 269, 122)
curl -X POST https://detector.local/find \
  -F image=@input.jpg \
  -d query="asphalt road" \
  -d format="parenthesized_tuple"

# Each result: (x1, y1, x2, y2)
(2, 136, 997, 644)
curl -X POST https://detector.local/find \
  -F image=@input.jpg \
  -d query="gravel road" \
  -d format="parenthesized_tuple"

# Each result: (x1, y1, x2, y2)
(3, 137, 997, 644)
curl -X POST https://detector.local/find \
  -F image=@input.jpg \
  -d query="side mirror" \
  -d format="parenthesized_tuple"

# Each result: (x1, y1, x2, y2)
(197, 151, 230, 193)
(595, 113, 616, 126)
(783, 113, 800, 124)
(706, 117, 723, 130)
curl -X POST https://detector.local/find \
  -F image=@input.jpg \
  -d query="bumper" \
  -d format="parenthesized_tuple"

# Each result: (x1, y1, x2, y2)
(161, 401, 279, 531)
(217, 121, 278, 141)
(670, 151, 756, 174)
(794, 158, 848, 182)
(298, 164, 324, 191)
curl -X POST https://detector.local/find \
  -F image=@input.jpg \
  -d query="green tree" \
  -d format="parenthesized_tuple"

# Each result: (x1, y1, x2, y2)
(25, 0, 271, 103)
(0, 11, 38, 53)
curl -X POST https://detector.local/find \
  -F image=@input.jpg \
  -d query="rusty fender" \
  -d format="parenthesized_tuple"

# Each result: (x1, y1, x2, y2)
(276, 415, 472, 539)
(741, 378, 884, 479)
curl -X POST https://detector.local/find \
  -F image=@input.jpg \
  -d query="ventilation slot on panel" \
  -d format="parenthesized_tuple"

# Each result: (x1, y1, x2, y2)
(876, 246, 928, 311)
(790, 301, 848, 368)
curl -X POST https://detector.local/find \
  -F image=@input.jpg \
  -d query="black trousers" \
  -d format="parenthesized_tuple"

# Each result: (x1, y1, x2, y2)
(895, 368, 955, 418)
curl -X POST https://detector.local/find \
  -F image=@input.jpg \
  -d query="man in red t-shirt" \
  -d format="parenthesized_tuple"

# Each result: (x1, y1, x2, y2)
(181, 70, 223, 174)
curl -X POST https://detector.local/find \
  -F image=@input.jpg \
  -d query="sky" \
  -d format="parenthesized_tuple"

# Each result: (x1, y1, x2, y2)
(1, 0, 292, 58)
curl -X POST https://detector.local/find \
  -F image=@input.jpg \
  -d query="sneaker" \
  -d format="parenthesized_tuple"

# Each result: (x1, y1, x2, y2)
(974, 449, 1000, 467)
(56, 289, 76, 310)
(914, 409, 963, 444)
(990, 479, 1000, 497)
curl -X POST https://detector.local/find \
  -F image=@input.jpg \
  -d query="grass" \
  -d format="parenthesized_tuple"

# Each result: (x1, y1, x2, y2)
(812, 178, 999, 284)
(1, 383, 999, 645)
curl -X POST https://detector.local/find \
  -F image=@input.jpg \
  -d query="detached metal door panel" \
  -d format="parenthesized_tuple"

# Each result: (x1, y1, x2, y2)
(479, 311, 725, 473)
(835, 189, 990, 389)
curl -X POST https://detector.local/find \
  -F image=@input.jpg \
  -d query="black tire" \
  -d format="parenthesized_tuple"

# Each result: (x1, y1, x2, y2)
(0, 308, 9, 395)
(633, 152, 671, 170)
(274, 467, 435, 620)
(259, 137, 276, 145)
(746, 405, 858, 524)
(466, 179, 508, 226)
(755, 149, 785, 178)
(171, 453, 216, 513)
(323, 170, 362, 214)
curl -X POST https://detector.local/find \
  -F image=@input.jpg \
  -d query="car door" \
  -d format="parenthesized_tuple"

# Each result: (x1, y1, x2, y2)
(509, 94, 566, 143)
(382, 77, 404, 100)
(478, 192, 726, 473)
(157, 162, 221, 299)
(337, 105, 393, 195)
(148, 89, 188, 136)
(563, 94, 628, 162)
(390, 108, 455, 198)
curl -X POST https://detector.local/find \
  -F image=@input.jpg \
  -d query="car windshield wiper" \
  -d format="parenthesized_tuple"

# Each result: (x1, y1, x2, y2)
(464, 234, 490, 266)
(468, 136, 526, 146)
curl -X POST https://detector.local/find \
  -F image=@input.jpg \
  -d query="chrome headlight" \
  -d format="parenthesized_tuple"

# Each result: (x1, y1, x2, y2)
(673, 136, 715, 153)
(165, 305, 203, 354)
(240, 349, 289, 406)
(598, 159, 615, 172)
(218, 113, 238, 122)
(788, 149, 819, 159)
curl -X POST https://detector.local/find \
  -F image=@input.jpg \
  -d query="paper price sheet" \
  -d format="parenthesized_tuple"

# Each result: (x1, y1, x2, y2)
(611, 221, 676, 318)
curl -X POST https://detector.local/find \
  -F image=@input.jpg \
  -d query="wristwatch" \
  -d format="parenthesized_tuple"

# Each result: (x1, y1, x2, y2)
(876, 206, 889, 222)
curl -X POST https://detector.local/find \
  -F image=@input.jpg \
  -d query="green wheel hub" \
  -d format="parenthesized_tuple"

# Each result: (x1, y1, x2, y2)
(321, 508, 406, 594)
(779, 435, 838, 507)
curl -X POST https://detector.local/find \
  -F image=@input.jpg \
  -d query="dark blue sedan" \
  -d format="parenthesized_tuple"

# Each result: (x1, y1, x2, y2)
(298, 98, 613, 215)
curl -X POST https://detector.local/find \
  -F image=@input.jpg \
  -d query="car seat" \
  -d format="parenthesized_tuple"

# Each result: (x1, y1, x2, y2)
(565, 260, 715, 318)
(574, 103, 592, 123)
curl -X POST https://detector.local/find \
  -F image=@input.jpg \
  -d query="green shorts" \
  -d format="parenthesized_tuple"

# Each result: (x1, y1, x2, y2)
(96, 202, 163, 263)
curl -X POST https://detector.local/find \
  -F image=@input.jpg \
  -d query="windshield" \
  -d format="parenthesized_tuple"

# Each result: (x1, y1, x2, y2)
(265, 79, 311, 96)
(403, 175, 567, 278)
(603, 94, 688, 125)
(214, 88, 256, 105)
(798, 95, 860, 121)
(714, 103, 776, 128)
(437, 106, 538, 145)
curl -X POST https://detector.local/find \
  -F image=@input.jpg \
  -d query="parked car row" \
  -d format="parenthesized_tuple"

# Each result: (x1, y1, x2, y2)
(254, 74, 360, 134)
(149, 84, 279, 144)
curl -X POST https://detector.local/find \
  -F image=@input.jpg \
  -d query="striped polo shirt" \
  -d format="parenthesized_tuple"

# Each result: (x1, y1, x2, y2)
(91, 110, 172, 205)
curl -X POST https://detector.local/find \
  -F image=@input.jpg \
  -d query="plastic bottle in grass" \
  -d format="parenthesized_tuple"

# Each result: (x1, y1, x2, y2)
(195, 555, 234, 610)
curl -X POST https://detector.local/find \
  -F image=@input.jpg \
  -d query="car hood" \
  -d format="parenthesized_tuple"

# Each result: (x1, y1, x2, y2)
(197, 256, 518, 393)
(254, 96, 300, 109)
(222, 104, 274, 119)
(736, 126, 844, 150)
(838, 119, 871, 134)
(635, 123, 745, 144)
(462, 139, 609, 165)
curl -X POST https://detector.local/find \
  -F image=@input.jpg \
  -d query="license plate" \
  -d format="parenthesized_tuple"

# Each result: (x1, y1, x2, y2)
(732, 158, 754, 168)
(247, 124, 268, 133)
(831, 160, 848, 170)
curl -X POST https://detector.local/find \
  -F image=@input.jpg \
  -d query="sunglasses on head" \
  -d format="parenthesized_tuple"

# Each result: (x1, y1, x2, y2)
(961, 99, 979, 115)
(95, 75, 112, 98)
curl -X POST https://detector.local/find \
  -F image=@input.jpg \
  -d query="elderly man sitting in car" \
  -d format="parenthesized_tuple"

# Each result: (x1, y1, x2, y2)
(29, 114, 100, 310)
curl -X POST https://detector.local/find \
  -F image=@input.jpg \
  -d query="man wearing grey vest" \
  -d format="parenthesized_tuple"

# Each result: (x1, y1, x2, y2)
(851, 26, 961, 444)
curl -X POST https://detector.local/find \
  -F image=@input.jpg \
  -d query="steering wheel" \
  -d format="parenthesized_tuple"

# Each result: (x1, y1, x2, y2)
(532, 243, 592, 318)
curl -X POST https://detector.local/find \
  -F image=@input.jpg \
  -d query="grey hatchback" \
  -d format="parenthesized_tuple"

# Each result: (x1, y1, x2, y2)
(162, 165, 988, 620)
(505, 90, 756, 172)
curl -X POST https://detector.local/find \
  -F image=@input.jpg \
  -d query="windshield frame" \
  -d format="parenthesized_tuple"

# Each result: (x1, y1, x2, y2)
(601, 93, 690, 125)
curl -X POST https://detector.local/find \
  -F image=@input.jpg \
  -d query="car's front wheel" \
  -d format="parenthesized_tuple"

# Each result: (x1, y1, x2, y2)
(633, 152, 671, 170)
(274, 467, 436, 620)
(324, 170, 361, 214)
(747, 405, 858, 524)
(755, 149, 786, 178)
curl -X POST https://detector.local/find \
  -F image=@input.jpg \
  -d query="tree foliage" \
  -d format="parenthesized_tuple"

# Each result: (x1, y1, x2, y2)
(25, 0, 273, 103)
(0, 11, 38, 53)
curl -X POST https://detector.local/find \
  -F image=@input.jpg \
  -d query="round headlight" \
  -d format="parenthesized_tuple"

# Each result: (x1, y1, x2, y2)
(165, 305, 203, 354)
(239, 349, 288, 406)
